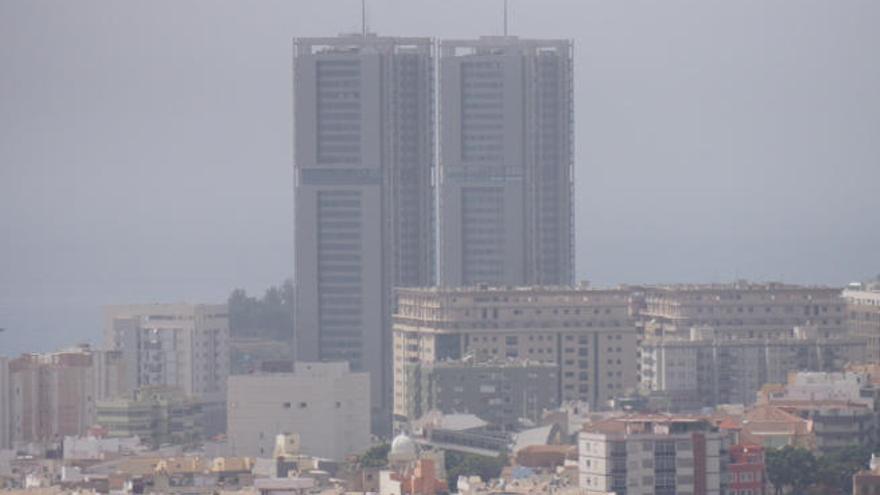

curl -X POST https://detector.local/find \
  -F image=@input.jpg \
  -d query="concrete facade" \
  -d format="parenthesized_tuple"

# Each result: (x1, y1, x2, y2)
(393, 287, 638, 422)
(642, 282, 847, 340)
(293, 34, 435, 436)
(227, 362, 371, 461)
(103, 303, 229, 433)
(401, 359, 559, 430)
(8, 346, 126, 445)
(845, 288, 880, 362)
(96, 386, 203, 448)
(0, 357, 9, 449)
(438, 37, 574, 287)
(579, 416, 725, 495)
(640, 328, 867, 410)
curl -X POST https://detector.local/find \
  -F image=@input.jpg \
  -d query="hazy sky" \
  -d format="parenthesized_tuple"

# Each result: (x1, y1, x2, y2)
(1, 0, 878, 355)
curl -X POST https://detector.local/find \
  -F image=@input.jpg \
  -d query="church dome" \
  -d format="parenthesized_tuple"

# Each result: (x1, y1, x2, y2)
(390, 433, 418, 460)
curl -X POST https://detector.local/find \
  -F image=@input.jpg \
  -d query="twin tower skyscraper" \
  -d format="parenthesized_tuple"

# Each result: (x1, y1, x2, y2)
(293, 34, 574, 434)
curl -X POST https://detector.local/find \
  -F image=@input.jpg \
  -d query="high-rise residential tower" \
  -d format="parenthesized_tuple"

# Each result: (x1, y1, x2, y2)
(438, 37, 574, 287)
(293, 34, 435, 434)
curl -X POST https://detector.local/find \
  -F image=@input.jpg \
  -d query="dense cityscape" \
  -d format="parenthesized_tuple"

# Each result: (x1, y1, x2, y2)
(2, 3, 880, 495)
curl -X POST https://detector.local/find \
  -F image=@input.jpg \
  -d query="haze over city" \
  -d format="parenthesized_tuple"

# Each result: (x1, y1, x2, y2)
(3, 1, 880, 494)
(2, 0, 878, 355)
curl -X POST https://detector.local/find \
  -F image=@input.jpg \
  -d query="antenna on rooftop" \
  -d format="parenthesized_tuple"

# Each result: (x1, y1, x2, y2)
(362, 0, 367, 37)
(503, 0, 509, 36)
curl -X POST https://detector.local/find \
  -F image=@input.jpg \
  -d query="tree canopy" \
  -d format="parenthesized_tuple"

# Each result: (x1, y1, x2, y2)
(227, 279, 294, 341)
(358, 443, 391, 469)
(444, 451, 506, 488)
(767, 445, 873, 495)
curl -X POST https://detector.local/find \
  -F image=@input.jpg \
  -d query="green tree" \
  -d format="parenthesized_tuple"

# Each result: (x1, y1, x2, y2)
(444, 451, 506, 488)
(227, 279, 294, 341)
(359, 444, 391, 469)
(766, 446, 818, 495)
(813, 445, 872, 494)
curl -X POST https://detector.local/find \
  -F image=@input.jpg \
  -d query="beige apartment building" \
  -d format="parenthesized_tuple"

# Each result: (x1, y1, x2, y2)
(7, 345, 126, 445)
(844, 286, 880, 362)
(0, 357, 9, 449)
(392, 286, 638, 423)
(641, 282, 847, 340)
(579, 416, 725, 495)
(104, 303, 229, 434)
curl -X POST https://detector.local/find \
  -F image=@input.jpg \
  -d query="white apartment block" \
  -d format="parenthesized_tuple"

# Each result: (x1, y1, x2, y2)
(227, 362, 371, 461)
(393, 286, 638, 421)
(579, 416, 724, 495)
(104, 303, 229, 432)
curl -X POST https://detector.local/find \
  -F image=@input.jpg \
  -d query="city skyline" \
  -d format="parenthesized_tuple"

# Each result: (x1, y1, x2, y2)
(2, 0, 879, 357)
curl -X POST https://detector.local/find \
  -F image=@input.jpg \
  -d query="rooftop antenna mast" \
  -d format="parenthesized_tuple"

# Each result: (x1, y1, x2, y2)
(503, 0, 508, 36)
(362, 0, 367, 37)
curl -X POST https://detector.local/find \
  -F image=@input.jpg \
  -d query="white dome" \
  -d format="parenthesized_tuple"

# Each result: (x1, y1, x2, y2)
(390, 433, 418, 460)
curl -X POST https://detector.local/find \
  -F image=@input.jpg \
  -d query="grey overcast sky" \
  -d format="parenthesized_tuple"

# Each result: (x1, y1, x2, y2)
(1, 0, 878, 355)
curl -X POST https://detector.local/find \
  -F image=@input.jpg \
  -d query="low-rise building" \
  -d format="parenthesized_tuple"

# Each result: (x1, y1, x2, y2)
(753, 371, 878, 453)
(96, 386, 203, 448)
(62, 435, 143, 461)
(401, 358, 558, 431)
(854, 454, 880, 495)
(227, 362, 371, 461)
(579, 415, 725, 495)
(727, 444, 766, 495)
(715, 405, 815, 451)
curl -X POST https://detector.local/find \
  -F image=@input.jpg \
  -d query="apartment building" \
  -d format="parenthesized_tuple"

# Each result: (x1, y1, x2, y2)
(642, 282, 846, 340)
(845, 286, 880, 362)
(8, 346, 126, 445)
(401, 358, 559, 430)
(755, 371, 878, 453)
(393, 286, 638, 424)
(227, 362, 371, 461)
(438, 37, 574, 287)
(104, 303, 228, 433)
(579, 416, 725, 495)
(726, 444, 766, 495)
(293, 34, 435, 436)
(96, 386, 203, 449)
(640, 326, 866, 410)
(0, 357, 9, 449)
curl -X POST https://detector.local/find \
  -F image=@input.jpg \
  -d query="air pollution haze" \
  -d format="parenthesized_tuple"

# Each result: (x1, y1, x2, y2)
(1, 0, 878, 356)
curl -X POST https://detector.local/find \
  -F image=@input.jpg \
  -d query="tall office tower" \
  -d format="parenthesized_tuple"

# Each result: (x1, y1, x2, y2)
(438, 37, 574, 287)
(293, 34, 435, 435)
